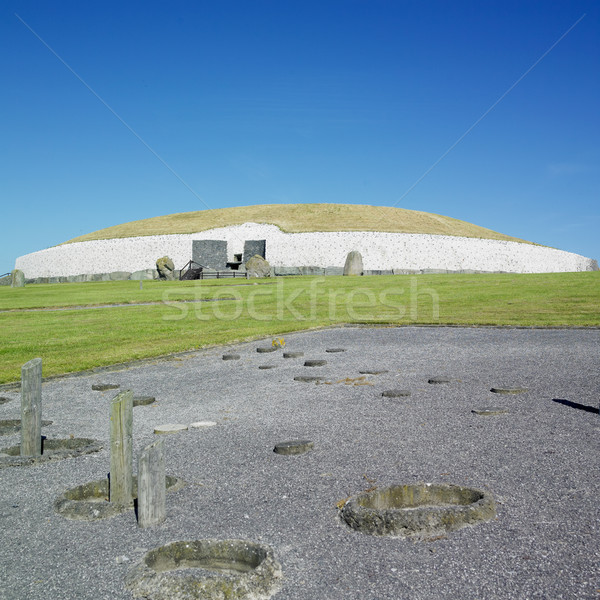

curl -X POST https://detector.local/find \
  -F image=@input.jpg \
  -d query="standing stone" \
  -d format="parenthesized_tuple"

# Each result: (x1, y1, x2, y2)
(343, 251, 363, 276)
(156, 257, 175, 280)
(246, 255, 271, 278)
(192, 240, 228, 270)
(11, 269, 25, 288)
(20, 358, 42, 457)
(243, 240, 266, 263)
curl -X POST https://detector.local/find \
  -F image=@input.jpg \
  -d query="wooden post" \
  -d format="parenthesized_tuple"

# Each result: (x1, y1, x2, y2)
(137, 438, 166, 528)
(109, 390, 133, 506)
(20, 358, 42, 457)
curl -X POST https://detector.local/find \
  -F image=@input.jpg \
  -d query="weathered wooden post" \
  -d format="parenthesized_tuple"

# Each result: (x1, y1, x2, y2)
(109, 390, 133, 506)
(20, 358, 42, 456)
(137, 438, 166, 528)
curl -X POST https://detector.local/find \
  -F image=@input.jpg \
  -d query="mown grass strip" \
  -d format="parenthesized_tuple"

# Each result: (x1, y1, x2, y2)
(0, 272, 598, 384)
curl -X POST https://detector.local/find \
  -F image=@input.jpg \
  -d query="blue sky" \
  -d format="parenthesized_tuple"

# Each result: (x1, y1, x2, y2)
(2, 0, 599, 271)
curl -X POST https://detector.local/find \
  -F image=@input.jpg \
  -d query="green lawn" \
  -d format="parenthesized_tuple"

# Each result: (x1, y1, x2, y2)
(0, 272, 598, 384)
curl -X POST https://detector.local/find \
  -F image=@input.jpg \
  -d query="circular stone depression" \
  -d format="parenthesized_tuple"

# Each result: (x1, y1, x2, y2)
(428, 377, 451, 384)
(472, 407, 509, 416)
(273, 440, 314, 455)
(0, 438, 102, 468)
(490, 387, 528, 394)
(256, 347, 278, 354)
(340, 483, 496, 538)
(359, 369, 388, 375)
(125, 539, 282, 600)
(381, 389, 411, 398)
(0, 397, 12, 405)
(55, 475, 185, 520)
(325, 348, 346, 353)
(304, 359, 327, 367)
(133, 396, 156, 407)
(92, 383, 120, 391)
(293, 375, 325, 383)
(0, 419, 53, 436)
(283, 351, 304, 359)
(223, 353, 241, 361)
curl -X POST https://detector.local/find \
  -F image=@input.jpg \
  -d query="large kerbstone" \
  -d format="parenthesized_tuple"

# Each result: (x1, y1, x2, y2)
(246, 255, 271, 278)
(156, 257, 175, 280)
(130, 269, 158, 280)
(343, 251, 363, 276)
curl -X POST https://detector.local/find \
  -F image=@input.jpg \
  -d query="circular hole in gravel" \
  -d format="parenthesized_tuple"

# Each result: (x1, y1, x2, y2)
(304, 360, 327, 367)
(282, 352, 304, 359)
(293, 376, 325, 383)
(340, 483, 496, 538)
(154, 424, 188, 435)
(222, 354, 241, 361)
(381, 389, 411, 398)
(0, 397, 11, 405)
(359, 369, 388, 375)
(258, 365, 276, 370)
(325, 348, 346, 353)
(428, 377, 451, 384)
(125, 539, 282, 600)
(257, 347, 278, 353)
(472, 408, 509, 416)
(490, 387, 528, 394)
(133, 396, 155, 407)
(92, 383, 120, 391)
(0, 419, 53, 436)
(0, 438, 102, 468)
(273, 440, 314, 455)
(54, 475, 185, 520)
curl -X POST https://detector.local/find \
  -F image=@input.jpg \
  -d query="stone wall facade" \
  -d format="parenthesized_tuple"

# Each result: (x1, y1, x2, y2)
(14, 222, 598, 278)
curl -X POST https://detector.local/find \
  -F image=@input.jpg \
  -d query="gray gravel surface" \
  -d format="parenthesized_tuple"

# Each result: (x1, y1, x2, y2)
(0, 326, 598, 599)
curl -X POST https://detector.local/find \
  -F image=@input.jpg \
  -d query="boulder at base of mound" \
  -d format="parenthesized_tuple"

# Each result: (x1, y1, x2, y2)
(246, 255, 271, 278)
(156, 256, 175, 280)
(11, 269, 25, 288)
(343, 250, 363, 276)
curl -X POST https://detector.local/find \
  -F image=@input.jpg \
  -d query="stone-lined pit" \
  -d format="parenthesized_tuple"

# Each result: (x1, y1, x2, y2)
(0, 438, 102, 468)
(490, 387, 528, 394)
(340, 483, 496, 538)
(381, 389, 411, 398)
(0, 419, 53, 436)
(472, 408, 509, 416)
(125, 539, 282, 600)
(54, 475, 185, 520)
(133, 396, 156, 407)
(273, 440, 314, 455)
(428, 377, 451, 384)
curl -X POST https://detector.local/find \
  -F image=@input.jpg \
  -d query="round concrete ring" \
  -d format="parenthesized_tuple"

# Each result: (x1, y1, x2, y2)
(125, 539, 283, 600)
(341, 483, 496, 538)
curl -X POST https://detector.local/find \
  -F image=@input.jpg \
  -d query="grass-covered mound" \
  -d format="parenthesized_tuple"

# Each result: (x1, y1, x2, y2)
(64, 204, 530, 245)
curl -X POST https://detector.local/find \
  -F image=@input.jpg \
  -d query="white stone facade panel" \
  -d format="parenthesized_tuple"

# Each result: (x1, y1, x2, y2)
(14, 223, 596, 277)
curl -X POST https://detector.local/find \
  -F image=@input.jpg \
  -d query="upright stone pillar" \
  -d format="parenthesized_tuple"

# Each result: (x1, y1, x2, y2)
(11, 269, 25, 288)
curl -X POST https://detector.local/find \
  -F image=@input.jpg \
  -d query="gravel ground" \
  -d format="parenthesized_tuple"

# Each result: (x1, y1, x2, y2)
(0, 326, 598, 600)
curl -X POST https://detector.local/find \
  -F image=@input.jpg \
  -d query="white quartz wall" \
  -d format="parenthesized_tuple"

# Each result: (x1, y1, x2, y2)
(15, 222, 596, 277)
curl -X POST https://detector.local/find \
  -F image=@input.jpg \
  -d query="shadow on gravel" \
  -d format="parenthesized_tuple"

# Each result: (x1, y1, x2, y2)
(552, 398, 599, 415)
